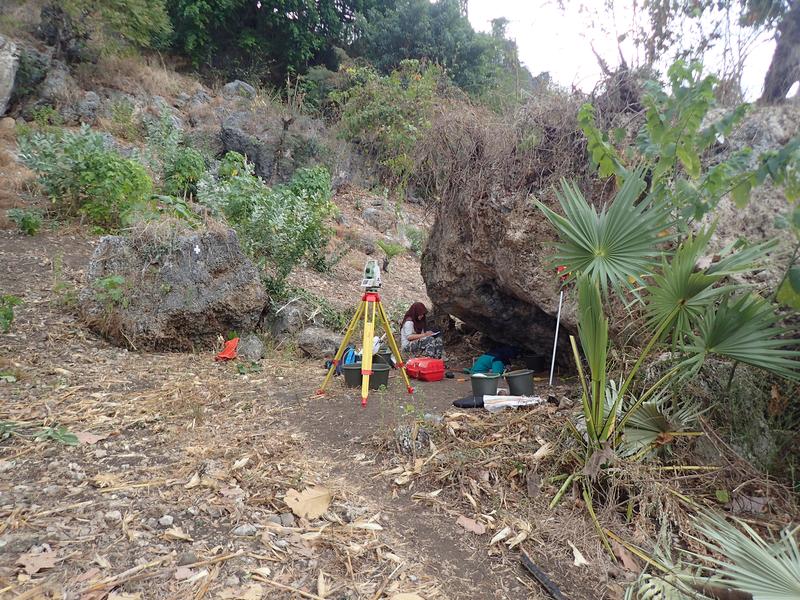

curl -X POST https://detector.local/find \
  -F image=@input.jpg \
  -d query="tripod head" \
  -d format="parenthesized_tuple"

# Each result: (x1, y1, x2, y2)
(361, 260, 382, 291)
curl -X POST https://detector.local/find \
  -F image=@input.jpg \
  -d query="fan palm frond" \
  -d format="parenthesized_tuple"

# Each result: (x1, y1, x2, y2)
(689, 511, 800, 600)
(645, 228, 775, 342)
(679, 295, 800, 380)
(620, 393, 703, 458)
(536, 171, 672, 295)
(577, 276, 609, 435)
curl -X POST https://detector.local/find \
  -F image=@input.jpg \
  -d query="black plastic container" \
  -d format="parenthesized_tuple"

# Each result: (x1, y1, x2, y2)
(523, 355, 546, 372)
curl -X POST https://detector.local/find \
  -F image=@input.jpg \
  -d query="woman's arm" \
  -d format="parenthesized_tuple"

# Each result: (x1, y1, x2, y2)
(408, 331, 432, 341)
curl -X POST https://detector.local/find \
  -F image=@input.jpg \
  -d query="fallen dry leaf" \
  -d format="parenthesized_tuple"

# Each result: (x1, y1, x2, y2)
(75, 431, 108, 445)
(533, 442, 553, 460)
(490, 526, 511, 545)
(250, 567, 272, 579)
(232, 456, 250, 470)
(217, 585, 263, 600)
(317, 571, 327, 598)
(389, 594, 425, 600)
(349, 520, 383, 531)
(456, 515, 486, 535)
(174, 566, 193, 580)
(611, 540, 639, 572)
(285, 486, 332, 519)
(568, 540, 589, 567)
(108, 593, 142, 600)
(164, 527, 193, 541)
(17, 550, 57, 575)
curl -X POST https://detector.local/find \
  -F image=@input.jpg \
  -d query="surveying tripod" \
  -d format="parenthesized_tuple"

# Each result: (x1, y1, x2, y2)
(317, 261, 414, 407)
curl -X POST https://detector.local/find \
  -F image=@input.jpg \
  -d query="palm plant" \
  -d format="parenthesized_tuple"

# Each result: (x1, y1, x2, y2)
(689, 511, 800, 600)
(536, 172, 800, 522)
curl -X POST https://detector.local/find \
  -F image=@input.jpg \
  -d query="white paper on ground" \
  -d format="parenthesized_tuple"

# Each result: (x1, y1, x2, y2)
(483, 395, 545, 413)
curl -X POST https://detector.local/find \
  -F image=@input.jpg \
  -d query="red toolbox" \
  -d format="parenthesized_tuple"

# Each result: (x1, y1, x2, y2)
(405, 358, 445, 382)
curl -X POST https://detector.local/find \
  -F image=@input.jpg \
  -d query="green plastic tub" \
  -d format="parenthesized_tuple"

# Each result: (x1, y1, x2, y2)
(343, 362, 391, 390)
(505, 369, 534, 396)
(471, 373, 500, 397)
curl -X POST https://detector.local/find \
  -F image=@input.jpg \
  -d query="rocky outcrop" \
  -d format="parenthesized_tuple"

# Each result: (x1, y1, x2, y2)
(220, 111, 324, 183)
(421, 104, 799, 361)
(422, 189, 575, 362)
(297, 326, 342, 358)
(79, 227, 267, 351)
(0, 35, 17, 115)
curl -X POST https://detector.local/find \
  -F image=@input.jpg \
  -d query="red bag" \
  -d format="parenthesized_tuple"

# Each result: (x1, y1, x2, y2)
(405, 358, 445, 382)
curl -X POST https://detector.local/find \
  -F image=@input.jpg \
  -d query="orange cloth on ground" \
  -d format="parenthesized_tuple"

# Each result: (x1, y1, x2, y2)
(215, 338, 239, 361)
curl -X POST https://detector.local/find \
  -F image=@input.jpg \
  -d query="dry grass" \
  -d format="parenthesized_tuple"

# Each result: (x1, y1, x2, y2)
(75, 54, 202, 100)
(369, 393, 800, 599)
(0, 0, 42, 39)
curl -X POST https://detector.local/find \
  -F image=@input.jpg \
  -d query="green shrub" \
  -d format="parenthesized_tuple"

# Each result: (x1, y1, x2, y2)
(17, 125, 154, 227)
(335, 61, 439, 194)
(163, 147, 206, 198)
(7, 208, 42, 235)
(198, 156, 334, 289)
(406, 226, 426, 255)
(145, 111, 206, 200)
(108, 98, 141, 141)
(93, 275, 128, 307)
(0, 295, 22, 333)
(30, 105, 63, 128)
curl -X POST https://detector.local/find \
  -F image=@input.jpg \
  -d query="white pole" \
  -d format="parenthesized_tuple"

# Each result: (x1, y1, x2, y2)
(549, 290, 564, 387)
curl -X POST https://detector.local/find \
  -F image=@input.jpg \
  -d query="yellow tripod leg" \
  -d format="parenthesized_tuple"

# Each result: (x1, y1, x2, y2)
(317, 300, 364, 394)
(377, 300, 414, 395)
(360, 298, 377, 407)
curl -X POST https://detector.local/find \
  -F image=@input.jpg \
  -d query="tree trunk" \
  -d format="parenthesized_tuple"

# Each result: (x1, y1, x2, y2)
(761, 0, 800, 103)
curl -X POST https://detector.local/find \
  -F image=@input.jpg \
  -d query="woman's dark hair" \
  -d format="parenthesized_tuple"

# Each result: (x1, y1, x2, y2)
(402, 302, 428, 334)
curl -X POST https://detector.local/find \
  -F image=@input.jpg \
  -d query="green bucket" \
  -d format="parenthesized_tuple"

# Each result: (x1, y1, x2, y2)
(471, 373, 500, 397)
(343, 362, 391, 390)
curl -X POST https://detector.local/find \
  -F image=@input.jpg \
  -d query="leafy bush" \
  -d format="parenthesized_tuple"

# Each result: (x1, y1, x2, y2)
(60, 0, 172, 51)
(93, 275, 128, 307)
(163, 147, 205, 198)
(335, 61, 439, 194)
(108, 98, 141, 141)
(7, 208, 42, 235)
(17, 125, 154, 227)
(0, 295, 22, 333)
(145, 111, 206, 200)
(198, 155, 334, 289)
(406, 226, 426, 255)
(376, 239, 405, 272)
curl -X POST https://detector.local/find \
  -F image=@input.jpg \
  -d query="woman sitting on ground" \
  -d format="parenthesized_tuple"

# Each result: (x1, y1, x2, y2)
(400, 302, 443, 359)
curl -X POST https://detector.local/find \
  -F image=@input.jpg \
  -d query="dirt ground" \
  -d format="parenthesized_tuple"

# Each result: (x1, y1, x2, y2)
(1, 223, 611, 600)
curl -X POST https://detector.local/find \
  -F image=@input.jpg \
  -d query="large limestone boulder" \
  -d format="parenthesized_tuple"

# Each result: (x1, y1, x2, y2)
(0, 35, 18, 115)
(421, 103, 798, 361)
(422, 188, 575, 361)
(79, 227, 267, 351)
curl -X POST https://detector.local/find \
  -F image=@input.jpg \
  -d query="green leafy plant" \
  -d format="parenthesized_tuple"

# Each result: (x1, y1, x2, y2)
(376, 239, 405, 272)
(17, 125, 154, 227)
(108, 98, 141, 141)
(163, 147, 205, 199)
(406, 226, 426, 255)
(335, 61, 439, 195)
(36, 425, 78, 446)
(7, 208, 43, 235)
(198, 156, 334, 291)
(0, 420, 19, 439)
(0, 295, 22, 333)
(578, 60, 800, 225)
(93, 275, 127, 307)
